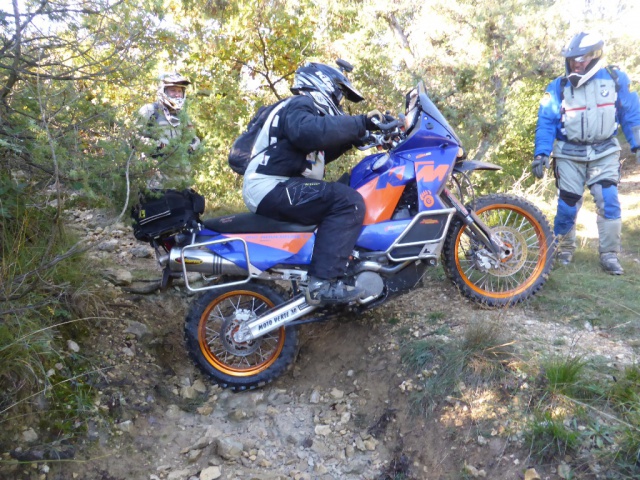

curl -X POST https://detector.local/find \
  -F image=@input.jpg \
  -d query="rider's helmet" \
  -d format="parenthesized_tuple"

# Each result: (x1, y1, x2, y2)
(157, 72, 191, 112)
(290, 60, 364, 116)
(561, 32, 605, 88)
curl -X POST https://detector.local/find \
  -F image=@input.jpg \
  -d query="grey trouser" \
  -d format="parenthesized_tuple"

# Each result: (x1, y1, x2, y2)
(554, 151, 622, 254)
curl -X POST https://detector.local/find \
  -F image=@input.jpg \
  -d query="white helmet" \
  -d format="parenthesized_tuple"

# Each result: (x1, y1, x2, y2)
(562, 32, 605, 88)
(157, 72, 191, 111)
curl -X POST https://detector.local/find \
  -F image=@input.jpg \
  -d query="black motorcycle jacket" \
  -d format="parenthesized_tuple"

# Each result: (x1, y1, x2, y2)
(251, 95, 368, 178)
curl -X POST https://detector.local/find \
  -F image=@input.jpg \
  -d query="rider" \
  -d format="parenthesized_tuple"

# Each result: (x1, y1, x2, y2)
(137, 72, 201, 188)
(242, 61, 385, 306)
(532, 32, 640, 275)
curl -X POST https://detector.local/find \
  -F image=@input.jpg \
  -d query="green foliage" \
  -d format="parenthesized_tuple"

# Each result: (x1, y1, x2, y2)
(0, 174, 103, 440)
(526, 410, 581, 460)
(518, 358, 640, 476)
(0, 177, 25, 220)
(542, 355, 588, 394)
(609, 365, 640, 412)
(530, 248, 640, 336)
(541, 354, 607, 401)
(427, 311, 446, 322)
(400, 321, 514, 412)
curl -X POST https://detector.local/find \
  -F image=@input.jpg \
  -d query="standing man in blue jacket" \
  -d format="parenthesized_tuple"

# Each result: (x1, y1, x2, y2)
(533, 32, 640, 275)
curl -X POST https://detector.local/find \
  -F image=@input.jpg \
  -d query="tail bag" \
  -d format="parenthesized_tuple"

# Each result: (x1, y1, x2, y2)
(131, 188, 205, 242)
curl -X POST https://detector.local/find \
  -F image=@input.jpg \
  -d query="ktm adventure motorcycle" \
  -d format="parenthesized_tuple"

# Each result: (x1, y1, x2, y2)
(136, 81, 554, 391)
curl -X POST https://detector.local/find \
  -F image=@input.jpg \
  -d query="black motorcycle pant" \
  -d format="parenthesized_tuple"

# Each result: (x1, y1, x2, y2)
(257, 177, 365, 280)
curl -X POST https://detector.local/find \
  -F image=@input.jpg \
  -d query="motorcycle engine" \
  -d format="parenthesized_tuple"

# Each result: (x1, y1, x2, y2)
(355, 271, 384, 303)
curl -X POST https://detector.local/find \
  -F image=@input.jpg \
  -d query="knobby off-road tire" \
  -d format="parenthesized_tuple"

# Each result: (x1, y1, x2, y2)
(184, 282, 299, 391)
(442, 194, 554, 307)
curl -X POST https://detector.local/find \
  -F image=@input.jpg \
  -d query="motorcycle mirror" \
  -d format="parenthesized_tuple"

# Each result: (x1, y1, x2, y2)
(336, 59, 354, 73)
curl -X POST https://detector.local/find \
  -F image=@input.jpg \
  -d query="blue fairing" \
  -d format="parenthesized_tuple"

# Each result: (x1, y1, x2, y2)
(350, 109, 459, 201)
(350, 152, 388, 188)
(395, 114, 460, 154)
(357, 219, 411, 251)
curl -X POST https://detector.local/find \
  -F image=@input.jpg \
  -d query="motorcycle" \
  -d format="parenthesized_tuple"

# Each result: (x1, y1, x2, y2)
(137, 81, 554, 392)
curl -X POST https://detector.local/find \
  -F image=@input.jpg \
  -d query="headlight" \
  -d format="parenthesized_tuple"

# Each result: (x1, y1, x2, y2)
(404, 108, 418, 131)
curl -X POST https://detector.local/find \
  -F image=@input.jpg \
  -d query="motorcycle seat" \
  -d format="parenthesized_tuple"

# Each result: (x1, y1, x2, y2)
(202, 213, 317, 234)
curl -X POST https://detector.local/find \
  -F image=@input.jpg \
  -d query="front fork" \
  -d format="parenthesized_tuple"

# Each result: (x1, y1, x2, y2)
(442, 188, 507, 258)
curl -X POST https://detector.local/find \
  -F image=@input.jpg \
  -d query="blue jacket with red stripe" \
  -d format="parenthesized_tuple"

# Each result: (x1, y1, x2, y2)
(534, 67, 640, 158)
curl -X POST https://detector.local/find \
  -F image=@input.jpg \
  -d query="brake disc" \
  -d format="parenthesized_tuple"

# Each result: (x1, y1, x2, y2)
(220, 310, 260, 356)
(490, 227, 527, 277)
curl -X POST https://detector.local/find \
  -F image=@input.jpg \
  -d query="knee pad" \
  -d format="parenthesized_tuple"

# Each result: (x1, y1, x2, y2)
(554, 191, 581, 236)
(558, 190, 582, 207)
(590, 182, 621, 219)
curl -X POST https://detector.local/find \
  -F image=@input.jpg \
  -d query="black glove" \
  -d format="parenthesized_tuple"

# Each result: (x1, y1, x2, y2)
(365, 109, 383, 130)
(355, 132, 375, 147)
(532, 154, 549, 179)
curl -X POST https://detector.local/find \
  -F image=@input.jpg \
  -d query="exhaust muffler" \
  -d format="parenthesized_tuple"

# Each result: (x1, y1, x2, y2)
(167, 247, 248, 276)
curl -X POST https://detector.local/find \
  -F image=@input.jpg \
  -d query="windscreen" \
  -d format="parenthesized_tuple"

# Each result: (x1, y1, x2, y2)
(416, 82, 462, 145)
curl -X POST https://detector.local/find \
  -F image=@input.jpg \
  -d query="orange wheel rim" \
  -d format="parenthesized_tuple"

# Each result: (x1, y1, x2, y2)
(197, 290, 285, 377)
(454, 204, 548, 299)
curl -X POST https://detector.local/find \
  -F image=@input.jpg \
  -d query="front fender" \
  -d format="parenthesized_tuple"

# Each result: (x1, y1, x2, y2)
(453, 160, 502, 173)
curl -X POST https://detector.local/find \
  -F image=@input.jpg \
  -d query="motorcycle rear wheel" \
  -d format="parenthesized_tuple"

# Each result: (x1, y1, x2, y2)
(184, 282, 299, 391)
(442, 194, 553, 307)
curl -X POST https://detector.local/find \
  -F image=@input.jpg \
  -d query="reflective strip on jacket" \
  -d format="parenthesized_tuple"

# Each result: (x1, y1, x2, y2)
(534, 68, 640, 160)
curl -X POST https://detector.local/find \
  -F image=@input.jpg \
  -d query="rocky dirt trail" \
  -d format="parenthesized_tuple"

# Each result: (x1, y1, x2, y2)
(3, 161, 639, 480)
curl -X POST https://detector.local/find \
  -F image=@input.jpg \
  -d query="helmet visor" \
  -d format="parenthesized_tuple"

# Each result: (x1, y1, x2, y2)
(570, 52, 596, 63)
(165, 85, 185, 99)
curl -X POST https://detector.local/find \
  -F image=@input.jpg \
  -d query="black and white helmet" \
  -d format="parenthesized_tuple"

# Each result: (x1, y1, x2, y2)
(157, 72, 191, 111)
(290, 61, 364, 116)
(562, 32, 605, 88)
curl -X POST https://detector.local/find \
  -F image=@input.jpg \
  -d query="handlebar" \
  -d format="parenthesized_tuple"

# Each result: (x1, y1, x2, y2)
(358, 114, 404, 151)
(371, 116, 399, 132)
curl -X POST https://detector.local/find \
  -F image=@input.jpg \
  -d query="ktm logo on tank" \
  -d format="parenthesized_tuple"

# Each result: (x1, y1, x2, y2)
(375, 166, 406, 189)
(416, 161, 448, 183)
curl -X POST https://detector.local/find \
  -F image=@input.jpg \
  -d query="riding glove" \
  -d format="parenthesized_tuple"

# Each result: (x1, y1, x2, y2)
(365, 110, 383, 130)
(532, 154, 549, 179)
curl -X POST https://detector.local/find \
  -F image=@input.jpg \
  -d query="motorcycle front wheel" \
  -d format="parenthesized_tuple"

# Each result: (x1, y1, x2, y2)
(184, 282, 299, 391)
(442, 193, 554, 307)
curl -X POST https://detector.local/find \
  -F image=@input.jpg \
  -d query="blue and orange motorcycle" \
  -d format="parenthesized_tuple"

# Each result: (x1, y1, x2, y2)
(137, 81, 554, 391)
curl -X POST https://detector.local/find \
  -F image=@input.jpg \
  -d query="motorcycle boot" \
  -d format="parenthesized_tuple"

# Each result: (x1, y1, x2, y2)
(555, 225, 577, 266)
(600, 252, 624, 275)
(597, 217, 623, 275)
(305, 276, 362, 306)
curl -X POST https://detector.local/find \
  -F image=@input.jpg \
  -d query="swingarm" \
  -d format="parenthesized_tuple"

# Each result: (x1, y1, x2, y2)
(232, 295, 317, 343)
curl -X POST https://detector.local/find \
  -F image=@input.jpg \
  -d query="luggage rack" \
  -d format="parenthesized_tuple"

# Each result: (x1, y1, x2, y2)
(178, 236, 256, 292)
(385, 208, 456, 262)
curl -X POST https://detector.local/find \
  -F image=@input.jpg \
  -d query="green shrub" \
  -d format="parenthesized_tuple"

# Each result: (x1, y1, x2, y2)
(526, 410, 581, 460)
(0, 179, 102, 441)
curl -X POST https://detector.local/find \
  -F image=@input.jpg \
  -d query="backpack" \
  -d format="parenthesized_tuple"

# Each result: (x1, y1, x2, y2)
(227, 99, 288, 175)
